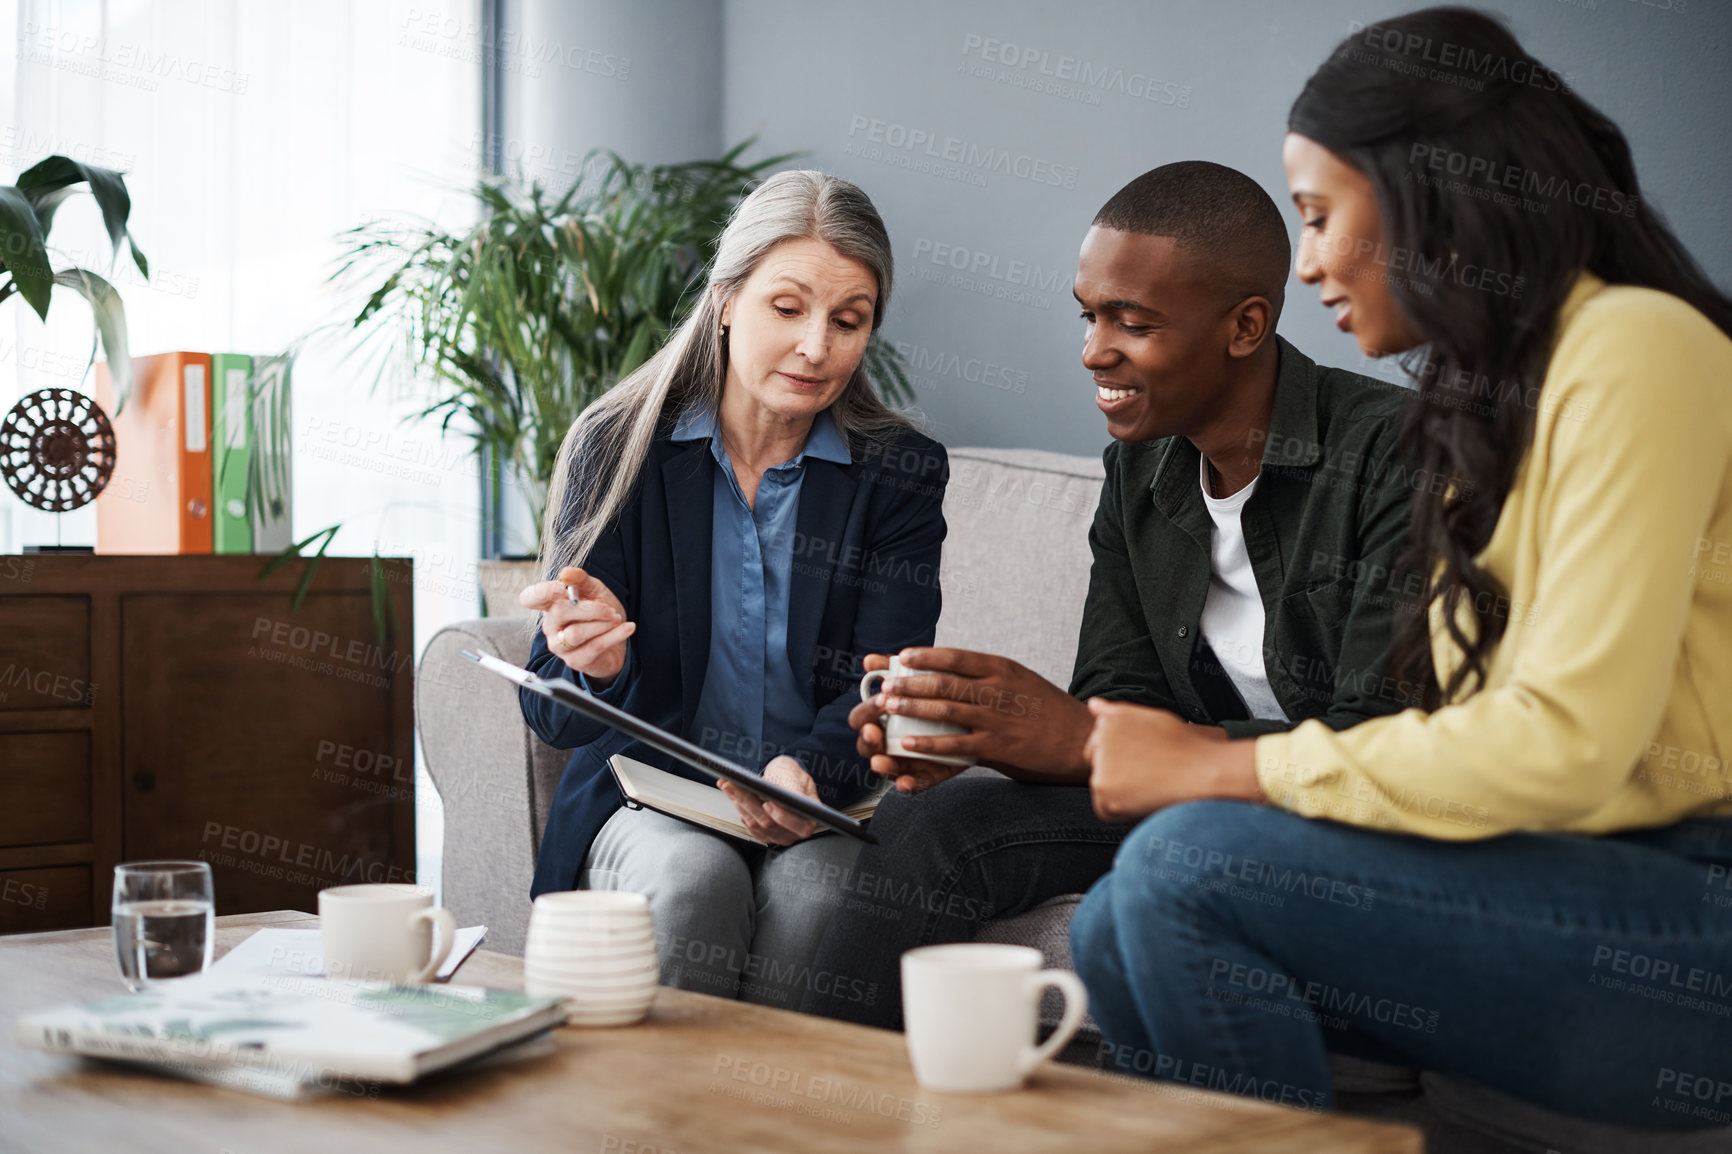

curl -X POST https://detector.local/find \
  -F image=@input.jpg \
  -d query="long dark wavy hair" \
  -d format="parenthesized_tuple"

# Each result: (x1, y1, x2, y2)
(1289, 6, 1732, 705)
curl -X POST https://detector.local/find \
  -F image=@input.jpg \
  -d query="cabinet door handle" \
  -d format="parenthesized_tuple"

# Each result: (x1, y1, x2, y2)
(131, 770, 156, 792)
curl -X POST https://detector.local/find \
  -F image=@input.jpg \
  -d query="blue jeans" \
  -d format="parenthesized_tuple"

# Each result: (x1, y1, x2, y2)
(1070, 801, 1732, 1129)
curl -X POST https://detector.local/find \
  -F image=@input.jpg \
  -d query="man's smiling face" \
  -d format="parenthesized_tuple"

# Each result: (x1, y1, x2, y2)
(1074, 226, 1242, 444)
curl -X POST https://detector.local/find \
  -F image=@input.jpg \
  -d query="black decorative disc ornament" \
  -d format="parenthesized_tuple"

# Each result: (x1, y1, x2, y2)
(1, 388, 117, 512)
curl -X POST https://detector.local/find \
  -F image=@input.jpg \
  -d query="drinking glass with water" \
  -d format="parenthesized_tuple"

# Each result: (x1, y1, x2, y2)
(113, 861, 215, 991)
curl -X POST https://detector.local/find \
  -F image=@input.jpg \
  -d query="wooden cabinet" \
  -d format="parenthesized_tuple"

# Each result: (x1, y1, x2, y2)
(0, 555, 414, 932)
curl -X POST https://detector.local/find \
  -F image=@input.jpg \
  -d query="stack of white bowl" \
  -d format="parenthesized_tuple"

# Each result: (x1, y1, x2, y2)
(524, 891, 659, 1026)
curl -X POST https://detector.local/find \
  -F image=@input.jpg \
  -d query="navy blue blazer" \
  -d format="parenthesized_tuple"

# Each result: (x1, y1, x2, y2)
(523, 423, 950, 897)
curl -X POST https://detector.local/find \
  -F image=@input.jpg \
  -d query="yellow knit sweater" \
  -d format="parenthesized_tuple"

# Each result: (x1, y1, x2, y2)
(1256, 273, 1732, 838)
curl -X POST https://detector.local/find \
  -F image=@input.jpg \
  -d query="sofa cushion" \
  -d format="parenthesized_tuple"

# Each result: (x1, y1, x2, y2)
(973, 895, 1099, 1038)
(936, 447, 1103, 687)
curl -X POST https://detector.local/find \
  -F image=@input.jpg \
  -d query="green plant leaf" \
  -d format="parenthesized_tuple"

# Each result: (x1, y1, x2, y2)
(260, 523, 338, 612)
(865, 334, 916, 408)
(292, 527, 337, 611)
(52, 268, 132, 413)
(0, 187, 54, 319)
(368, 552, 399, 649)
(17, 155, 141, 271)
(29, 185, 80, 236)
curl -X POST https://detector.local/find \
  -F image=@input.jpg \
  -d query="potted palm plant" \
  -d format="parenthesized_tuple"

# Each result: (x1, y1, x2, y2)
(338, 140, 913, 614)
(0, 156, 144, 404)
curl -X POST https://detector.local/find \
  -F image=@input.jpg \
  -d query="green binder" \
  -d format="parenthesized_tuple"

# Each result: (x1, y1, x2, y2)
(210, 353, 254, 552)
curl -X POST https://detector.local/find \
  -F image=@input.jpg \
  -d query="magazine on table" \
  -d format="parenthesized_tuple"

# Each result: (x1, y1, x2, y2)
(17, 973, 565, 1090)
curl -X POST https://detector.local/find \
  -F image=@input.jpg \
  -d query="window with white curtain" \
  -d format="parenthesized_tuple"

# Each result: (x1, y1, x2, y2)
(2, 0, 492, 891)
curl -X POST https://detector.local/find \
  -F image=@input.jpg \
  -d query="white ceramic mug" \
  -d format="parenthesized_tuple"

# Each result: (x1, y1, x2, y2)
(524, 891, 659, 1026)
(319, 884, 455, 984)
(860, 656, 977, 767)
(901, 943, 1087, 1092)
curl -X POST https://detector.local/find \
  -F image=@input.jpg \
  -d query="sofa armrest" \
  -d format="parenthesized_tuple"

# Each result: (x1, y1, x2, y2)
(417, 617, 564, 955)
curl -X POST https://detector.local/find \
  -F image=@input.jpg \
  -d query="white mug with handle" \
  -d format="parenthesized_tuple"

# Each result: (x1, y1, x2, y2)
(319, 883, 456, 984)
(901, 943, 1088, 1092)
(860, 656, 977, 768)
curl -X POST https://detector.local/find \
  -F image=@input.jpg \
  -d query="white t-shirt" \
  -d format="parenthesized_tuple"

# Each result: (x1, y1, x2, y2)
(1197, 455, 1289, 722)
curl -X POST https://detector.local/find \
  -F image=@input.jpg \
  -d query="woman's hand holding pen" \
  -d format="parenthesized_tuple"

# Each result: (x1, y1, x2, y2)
(519, 566, 635, 683)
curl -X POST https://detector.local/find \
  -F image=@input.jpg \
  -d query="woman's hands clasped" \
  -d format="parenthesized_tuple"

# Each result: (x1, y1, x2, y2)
(519, 566, 636, 686)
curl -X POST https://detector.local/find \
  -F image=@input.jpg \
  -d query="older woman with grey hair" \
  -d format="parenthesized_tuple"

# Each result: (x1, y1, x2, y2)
(517, 171, 949, 1011)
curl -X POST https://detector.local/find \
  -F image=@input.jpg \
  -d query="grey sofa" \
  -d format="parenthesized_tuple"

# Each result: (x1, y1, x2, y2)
(419, 446, 1730, 1154)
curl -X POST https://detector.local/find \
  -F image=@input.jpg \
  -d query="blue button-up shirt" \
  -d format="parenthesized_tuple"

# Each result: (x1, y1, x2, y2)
(670, 404, 853, 771)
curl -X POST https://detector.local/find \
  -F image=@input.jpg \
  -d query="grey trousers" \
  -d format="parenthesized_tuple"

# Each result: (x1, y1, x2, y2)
(580, 805, 866, 1011)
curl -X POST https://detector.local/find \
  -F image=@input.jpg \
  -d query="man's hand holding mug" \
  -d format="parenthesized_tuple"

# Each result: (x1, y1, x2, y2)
(847, 648, 1094, 793)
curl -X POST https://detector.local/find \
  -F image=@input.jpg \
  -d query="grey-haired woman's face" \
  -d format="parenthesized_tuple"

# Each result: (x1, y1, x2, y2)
(718, 237, 877, 423)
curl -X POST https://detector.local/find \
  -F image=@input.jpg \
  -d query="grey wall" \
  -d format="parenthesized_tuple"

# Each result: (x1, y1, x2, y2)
(502, 0, 722, 183)
(721, 0, 1731, 457)
(506, 0, 1730, 459)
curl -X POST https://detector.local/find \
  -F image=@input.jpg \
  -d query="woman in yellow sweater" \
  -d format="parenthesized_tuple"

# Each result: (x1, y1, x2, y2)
(1069, 7, 1732, 1128)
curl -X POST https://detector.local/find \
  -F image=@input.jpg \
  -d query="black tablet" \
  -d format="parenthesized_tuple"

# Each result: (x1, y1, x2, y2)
(462, 650, 878, 844)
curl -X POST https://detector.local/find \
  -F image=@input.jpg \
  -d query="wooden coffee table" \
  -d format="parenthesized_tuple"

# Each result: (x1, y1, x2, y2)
(0, 912, 1420, 1153)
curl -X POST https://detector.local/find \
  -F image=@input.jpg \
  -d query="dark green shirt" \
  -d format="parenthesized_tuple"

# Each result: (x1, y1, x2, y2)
(1070, 337, 1423, 738)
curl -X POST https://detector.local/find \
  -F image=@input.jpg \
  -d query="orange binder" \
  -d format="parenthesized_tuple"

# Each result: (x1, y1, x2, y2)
(95, 352, 213, 554)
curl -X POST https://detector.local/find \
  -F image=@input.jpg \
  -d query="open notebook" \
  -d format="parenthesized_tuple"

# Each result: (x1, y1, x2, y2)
(610, 754, 889, 843)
